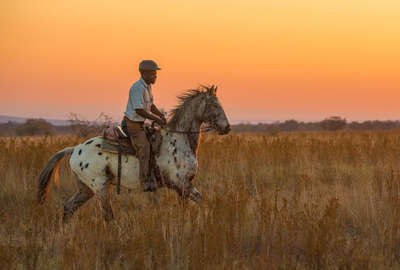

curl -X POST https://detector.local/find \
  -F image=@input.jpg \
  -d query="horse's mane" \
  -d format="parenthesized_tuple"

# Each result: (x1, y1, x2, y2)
(168, 85, 212, 127)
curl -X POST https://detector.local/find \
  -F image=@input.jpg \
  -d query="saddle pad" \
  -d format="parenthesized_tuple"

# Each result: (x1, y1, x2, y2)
(101, 138, 136, 156)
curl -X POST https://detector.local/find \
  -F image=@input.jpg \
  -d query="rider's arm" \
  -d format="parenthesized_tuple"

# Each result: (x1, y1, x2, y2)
(135, 109, 164, 125)
(151, 104, 165, 118)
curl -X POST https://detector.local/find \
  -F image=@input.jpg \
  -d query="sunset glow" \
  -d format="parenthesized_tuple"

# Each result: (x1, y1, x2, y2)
(1, 0, 399, 122)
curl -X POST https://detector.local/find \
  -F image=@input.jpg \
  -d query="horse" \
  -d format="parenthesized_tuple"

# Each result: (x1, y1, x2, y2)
(37, 85, 231, 222)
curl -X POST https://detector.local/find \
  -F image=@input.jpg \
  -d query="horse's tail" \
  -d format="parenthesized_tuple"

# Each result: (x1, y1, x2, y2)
(37, 146, 75, 204)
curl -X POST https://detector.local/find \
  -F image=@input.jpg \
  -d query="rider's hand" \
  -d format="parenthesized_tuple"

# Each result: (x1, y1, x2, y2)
(156, 117, 166, 127)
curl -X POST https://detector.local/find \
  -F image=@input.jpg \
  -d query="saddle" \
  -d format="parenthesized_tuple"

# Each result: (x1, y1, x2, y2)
(102, 126, 136, 155)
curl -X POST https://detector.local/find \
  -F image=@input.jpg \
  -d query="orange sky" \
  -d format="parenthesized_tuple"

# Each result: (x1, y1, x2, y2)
(1, 0, 399, 122)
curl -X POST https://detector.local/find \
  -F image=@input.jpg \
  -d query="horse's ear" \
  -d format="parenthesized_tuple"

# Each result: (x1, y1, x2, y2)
(208, 85, 217, 96)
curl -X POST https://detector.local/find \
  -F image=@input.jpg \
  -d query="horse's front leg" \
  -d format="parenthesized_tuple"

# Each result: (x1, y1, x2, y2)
(187, 184, 202, 202)
(161, 163, 201, 202)
(179, 182, 202, 203)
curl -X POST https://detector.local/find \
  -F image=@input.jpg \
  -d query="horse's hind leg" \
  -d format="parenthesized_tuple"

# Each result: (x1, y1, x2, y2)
(99, 183, 114, 222)
(63, 180, 94, 224)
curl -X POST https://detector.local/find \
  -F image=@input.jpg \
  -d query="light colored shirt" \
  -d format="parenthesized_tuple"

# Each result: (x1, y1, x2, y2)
(124, 78, 154, 122)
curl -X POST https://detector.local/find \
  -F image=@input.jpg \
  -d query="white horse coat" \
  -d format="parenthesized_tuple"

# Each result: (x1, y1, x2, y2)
(69, 131, 197, 193)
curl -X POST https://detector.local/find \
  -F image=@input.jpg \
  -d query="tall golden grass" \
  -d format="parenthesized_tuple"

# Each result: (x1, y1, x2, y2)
(1, 131, 400, 269)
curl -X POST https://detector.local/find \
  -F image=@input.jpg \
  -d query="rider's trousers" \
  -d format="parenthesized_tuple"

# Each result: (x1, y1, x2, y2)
(124, 116, 150, 186)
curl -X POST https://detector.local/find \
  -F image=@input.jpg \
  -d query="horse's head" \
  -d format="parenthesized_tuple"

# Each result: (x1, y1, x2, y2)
(201, 85, 231, 135)
(168, 85, 231, 135)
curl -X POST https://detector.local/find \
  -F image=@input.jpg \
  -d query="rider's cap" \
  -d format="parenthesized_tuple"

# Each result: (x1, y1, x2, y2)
(139, 60, 161, 71)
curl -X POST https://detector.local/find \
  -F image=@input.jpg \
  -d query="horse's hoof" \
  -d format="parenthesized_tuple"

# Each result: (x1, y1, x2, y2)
(190, 192, 202, 202)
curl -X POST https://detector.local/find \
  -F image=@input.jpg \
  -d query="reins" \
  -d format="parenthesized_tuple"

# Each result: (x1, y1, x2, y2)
(152, 121, 214, 134)
(164, 129, 201, 134)
(164, 128, 214, 134)
(164, 125, 215, 134)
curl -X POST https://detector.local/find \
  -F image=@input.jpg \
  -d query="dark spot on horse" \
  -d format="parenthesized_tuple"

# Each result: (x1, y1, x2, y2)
(168, 160, 170, 164)
(78, 149, 82, 155)
(85, 163, 89, 168)
(166, 132, 169, 136)
(173, 148, 177, 155)
(174, 157, 177, 163)
(176, 173, 179, 178)
(85, 140, 93, 145)
(95, 144, 101, 148)
(79, 161, 82, 167)
(98, 152, 102, 156)
(81, 167, 83, 171)
(105, 165, 115, 179)
(92, 179, 95, 182)
(105, 156, 109, 160)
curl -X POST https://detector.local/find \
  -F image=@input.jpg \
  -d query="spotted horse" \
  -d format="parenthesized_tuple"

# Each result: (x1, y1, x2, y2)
(37, 85, 231, 223)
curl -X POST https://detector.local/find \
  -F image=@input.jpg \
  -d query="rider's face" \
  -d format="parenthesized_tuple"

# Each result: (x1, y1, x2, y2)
(141, 70, 157, 85)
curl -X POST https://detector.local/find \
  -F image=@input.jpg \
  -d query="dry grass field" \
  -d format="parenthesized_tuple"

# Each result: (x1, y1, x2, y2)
(1, 131, 400, 269)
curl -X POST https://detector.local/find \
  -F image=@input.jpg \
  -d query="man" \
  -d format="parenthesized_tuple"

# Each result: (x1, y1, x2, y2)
(123, 60, 166, 192)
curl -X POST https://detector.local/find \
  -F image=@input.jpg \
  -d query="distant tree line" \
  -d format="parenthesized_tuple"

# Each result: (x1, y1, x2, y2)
(2, 116, 400, 137)
(232, 116, 400, 133)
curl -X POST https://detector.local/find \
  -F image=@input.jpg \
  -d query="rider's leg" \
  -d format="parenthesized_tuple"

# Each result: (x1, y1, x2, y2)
(125, 118, 155, 192)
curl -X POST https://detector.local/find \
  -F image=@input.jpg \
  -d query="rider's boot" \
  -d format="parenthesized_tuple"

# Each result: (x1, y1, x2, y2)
(141, 175, 157, 192)
(140, 164, 157, 192)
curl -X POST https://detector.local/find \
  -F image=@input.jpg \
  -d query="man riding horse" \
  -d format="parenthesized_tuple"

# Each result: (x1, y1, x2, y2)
(37, 63, 231, 222)
(122, 60, 166, 192)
